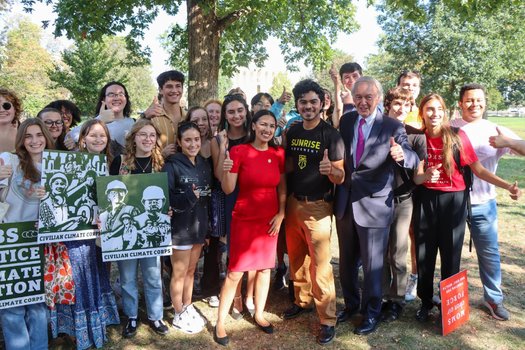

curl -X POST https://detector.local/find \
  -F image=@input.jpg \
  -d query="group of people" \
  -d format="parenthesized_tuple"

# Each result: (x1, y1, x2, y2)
(0, 61, 523, 349)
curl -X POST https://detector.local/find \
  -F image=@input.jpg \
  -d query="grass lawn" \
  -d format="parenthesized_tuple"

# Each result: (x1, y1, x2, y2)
(50, 118, 525, 350)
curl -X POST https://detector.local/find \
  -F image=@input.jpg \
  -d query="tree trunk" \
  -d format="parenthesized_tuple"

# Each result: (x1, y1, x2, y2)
(187, 0, 221, 107)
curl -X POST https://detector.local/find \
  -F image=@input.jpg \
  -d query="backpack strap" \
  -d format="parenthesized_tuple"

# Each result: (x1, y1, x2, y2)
(451, 127, 473, 252)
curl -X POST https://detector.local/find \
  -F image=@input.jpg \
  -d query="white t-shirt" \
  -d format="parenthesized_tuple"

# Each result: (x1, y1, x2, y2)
(67, 117, 135, 147)
(0, 153, 41, 223)
(450, 118, 521, 204)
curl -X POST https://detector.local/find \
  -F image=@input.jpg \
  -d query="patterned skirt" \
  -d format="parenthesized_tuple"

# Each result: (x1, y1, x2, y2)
(50, 239, 120, 350)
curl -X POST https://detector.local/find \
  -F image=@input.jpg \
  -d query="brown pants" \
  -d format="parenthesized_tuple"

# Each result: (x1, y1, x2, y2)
(285, 196, 337, 326)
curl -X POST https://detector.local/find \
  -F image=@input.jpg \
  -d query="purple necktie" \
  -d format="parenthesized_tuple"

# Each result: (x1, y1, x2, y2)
(355, 118, 366, 165)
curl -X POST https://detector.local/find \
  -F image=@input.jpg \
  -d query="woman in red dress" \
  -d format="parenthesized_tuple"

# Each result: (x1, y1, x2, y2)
(214, 110, 286, 345)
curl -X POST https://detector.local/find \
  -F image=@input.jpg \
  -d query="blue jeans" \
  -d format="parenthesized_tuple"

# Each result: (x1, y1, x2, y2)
(470, 199, 503, 304)
(0, 303, 48, 350)
(117, 256, 163, 320)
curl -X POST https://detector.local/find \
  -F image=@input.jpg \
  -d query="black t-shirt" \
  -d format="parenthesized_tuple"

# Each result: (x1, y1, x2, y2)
(286, 120, 345, 197)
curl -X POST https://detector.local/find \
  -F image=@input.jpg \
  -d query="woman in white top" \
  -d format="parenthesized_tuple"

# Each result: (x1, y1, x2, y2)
(0, 118, 53, 350)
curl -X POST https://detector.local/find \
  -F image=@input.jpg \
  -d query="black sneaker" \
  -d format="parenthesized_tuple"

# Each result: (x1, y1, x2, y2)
(149, 319, 169, 335)
(122, 318, 138, 338)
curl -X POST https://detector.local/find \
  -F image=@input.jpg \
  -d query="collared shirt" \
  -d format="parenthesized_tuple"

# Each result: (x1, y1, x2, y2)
(146, 105, 186, 149)
(352, 109, 377, 164)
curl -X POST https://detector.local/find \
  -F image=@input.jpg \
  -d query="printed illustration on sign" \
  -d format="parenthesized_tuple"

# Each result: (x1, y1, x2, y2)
(97, 173, 172, 261)
(38, 151, 107, 243)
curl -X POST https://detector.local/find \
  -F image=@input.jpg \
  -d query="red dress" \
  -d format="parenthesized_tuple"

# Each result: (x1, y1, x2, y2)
(228, 144, 285, 271)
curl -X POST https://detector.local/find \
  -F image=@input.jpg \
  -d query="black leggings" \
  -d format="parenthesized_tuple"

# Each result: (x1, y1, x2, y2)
(414, 187, 467, 309)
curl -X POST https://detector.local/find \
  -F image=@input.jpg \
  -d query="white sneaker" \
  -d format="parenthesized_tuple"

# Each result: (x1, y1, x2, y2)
(172, 308, 204, 334)
(208, 295, 220, 308)
(405, 274, 418, 302)
(185, 304, 206, 327)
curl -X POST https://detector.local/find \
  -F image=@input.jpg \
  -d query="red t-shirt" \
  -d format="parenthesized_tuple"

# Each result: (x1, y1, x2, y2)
(424, 129, 478, 192)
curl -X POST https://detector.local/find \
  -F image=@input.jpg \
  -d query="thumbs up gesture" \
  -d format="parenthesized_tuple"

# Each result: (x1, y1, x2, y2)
(277, 110, 288, 129)
(223, 150, 234, 172)
(508, 180, 522, 200)
(424, 161, 442, 183)
(0, 158, 12, 180)
(143, 95, 164, 119)
(329, 63, 339, 85)
(319, 149, 332, 175)
(278, 86, 292, 104)
(389, 137, 404, 162)
(489, 126, 511, 149)
(341, 84, 353, 104)
(98, 101, 115, 123)
(192, 183, 200, 199)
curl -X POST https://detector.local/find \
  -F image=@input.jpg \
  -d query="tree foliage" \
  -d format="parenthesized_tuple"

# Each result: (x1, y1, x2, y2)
(48, 37, 157, 117)
(22, 0, 359, 105)
(311, 49, 355, 91)
(366, 1, 525, 107)
(0, 18, 65, 116)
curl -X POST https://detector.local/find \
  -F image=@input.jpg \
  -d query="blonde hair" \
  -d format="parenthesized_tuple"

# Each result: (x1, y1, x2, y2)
(122, 119, 164, 172)
(78, 119, 113, 164)
(419, 93, 463, 177)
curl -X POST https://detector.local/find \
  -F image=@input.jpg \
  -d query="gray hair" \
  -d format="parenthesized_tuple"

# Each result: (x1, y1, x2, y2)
(352, 76, 383, 99)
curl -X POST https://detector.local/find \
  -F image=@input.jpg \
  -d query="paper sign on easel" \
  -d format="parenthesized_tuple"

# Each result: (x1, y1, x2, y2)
(440, 270, 469, 336)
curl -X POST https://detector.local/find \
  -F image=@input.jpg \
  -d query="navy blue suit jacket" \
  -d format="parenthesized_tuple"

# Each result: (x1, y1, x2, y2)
(334, 111, 419, 228)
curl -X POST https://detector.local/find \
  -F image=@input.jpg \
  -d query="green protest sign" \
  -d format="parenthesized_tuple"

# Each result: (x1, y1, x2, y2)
(96, 173, 172, 262)
(38, 150, 107, 243)
(0, 221, 45, 309)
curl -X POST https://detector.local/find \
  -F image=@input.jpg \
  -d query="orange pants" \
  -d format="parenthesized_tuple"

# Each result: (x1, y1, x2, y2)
(285, 196, 337, 326)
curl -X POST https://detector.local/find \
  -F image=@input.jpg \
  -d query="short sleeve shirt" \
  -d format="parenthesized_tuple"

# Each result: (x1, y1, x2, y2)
(286, 120, 344, 196)
(424, 129, 478, 192)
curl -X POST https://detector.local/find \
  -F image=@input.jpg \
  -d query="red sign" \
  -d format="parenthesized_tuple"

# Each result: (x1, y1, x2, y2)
(440, 270, 469, 336)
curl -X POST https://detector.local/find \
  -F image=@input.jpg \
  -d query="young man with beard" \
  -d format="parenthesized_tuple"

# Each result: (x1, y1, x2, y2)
(283, 79, 345, 345)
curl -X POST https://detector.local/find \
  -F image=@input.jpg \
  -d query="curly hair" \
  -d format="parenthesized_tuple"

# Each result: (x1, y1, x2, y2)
(15, 118, 55, 183)
(122, 119, 164, 172)
(0, 88, 23, 126)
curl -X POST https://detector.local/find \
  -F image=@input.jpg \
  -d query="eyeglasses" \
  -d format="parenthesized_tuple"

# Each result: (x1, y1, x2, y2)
(1, 102, 12, 111)
(136, 132, 157, 140)
(106, 92, 126, 98)
(44, 120, 64, 127)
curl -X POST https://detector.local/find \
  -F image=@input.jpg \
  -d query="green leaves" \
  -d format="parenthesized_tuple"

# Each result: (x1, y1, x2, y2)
(368, 1, 525, 107)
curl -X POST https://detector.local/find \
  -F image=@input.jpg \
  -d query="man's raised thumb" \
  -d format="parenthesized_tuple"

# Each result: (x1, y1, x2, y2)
(496, 126, 503, 135)
(390, 137, 396, 146)
(323, 149, 329, 160)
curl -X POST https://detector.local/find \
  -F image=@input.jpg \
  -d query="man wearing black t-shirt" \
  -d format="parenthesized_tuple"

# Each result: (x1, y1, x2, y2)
(283, 79, 345, 345)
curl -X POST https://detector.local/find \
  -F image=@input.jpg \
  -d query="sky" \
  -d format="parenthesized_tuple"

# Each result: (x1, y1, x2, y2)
(6, 0, 382, 82)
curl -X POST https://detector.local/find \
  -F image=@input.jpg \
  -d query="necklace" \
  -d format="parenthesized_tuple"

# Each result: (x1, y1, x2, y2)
(135, 157, 152, 173)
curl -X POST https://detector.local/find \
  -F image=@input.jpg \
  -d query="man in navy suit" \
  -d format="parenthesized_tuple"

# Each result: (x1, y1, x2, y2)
(335, 76, 419, 335)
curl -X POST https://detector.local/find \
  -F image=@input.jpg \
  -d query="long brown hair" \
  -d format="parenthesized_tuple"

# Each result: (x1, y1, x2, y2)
(419, 93, 463, 177)
(78, 119, 113, 164)
(15, 118, 54, 183)
(122, 119, 164, 172)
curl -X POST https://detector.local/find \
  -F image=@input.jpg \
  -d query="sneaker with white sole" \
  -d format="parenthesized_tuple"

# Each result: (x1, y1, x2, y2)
(185, 304, 206, 327)
(482, 300, 510, 321)
(172, 308, 204, 334)
(208, 295, 220, 308)
(405, 274, 418, 302)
